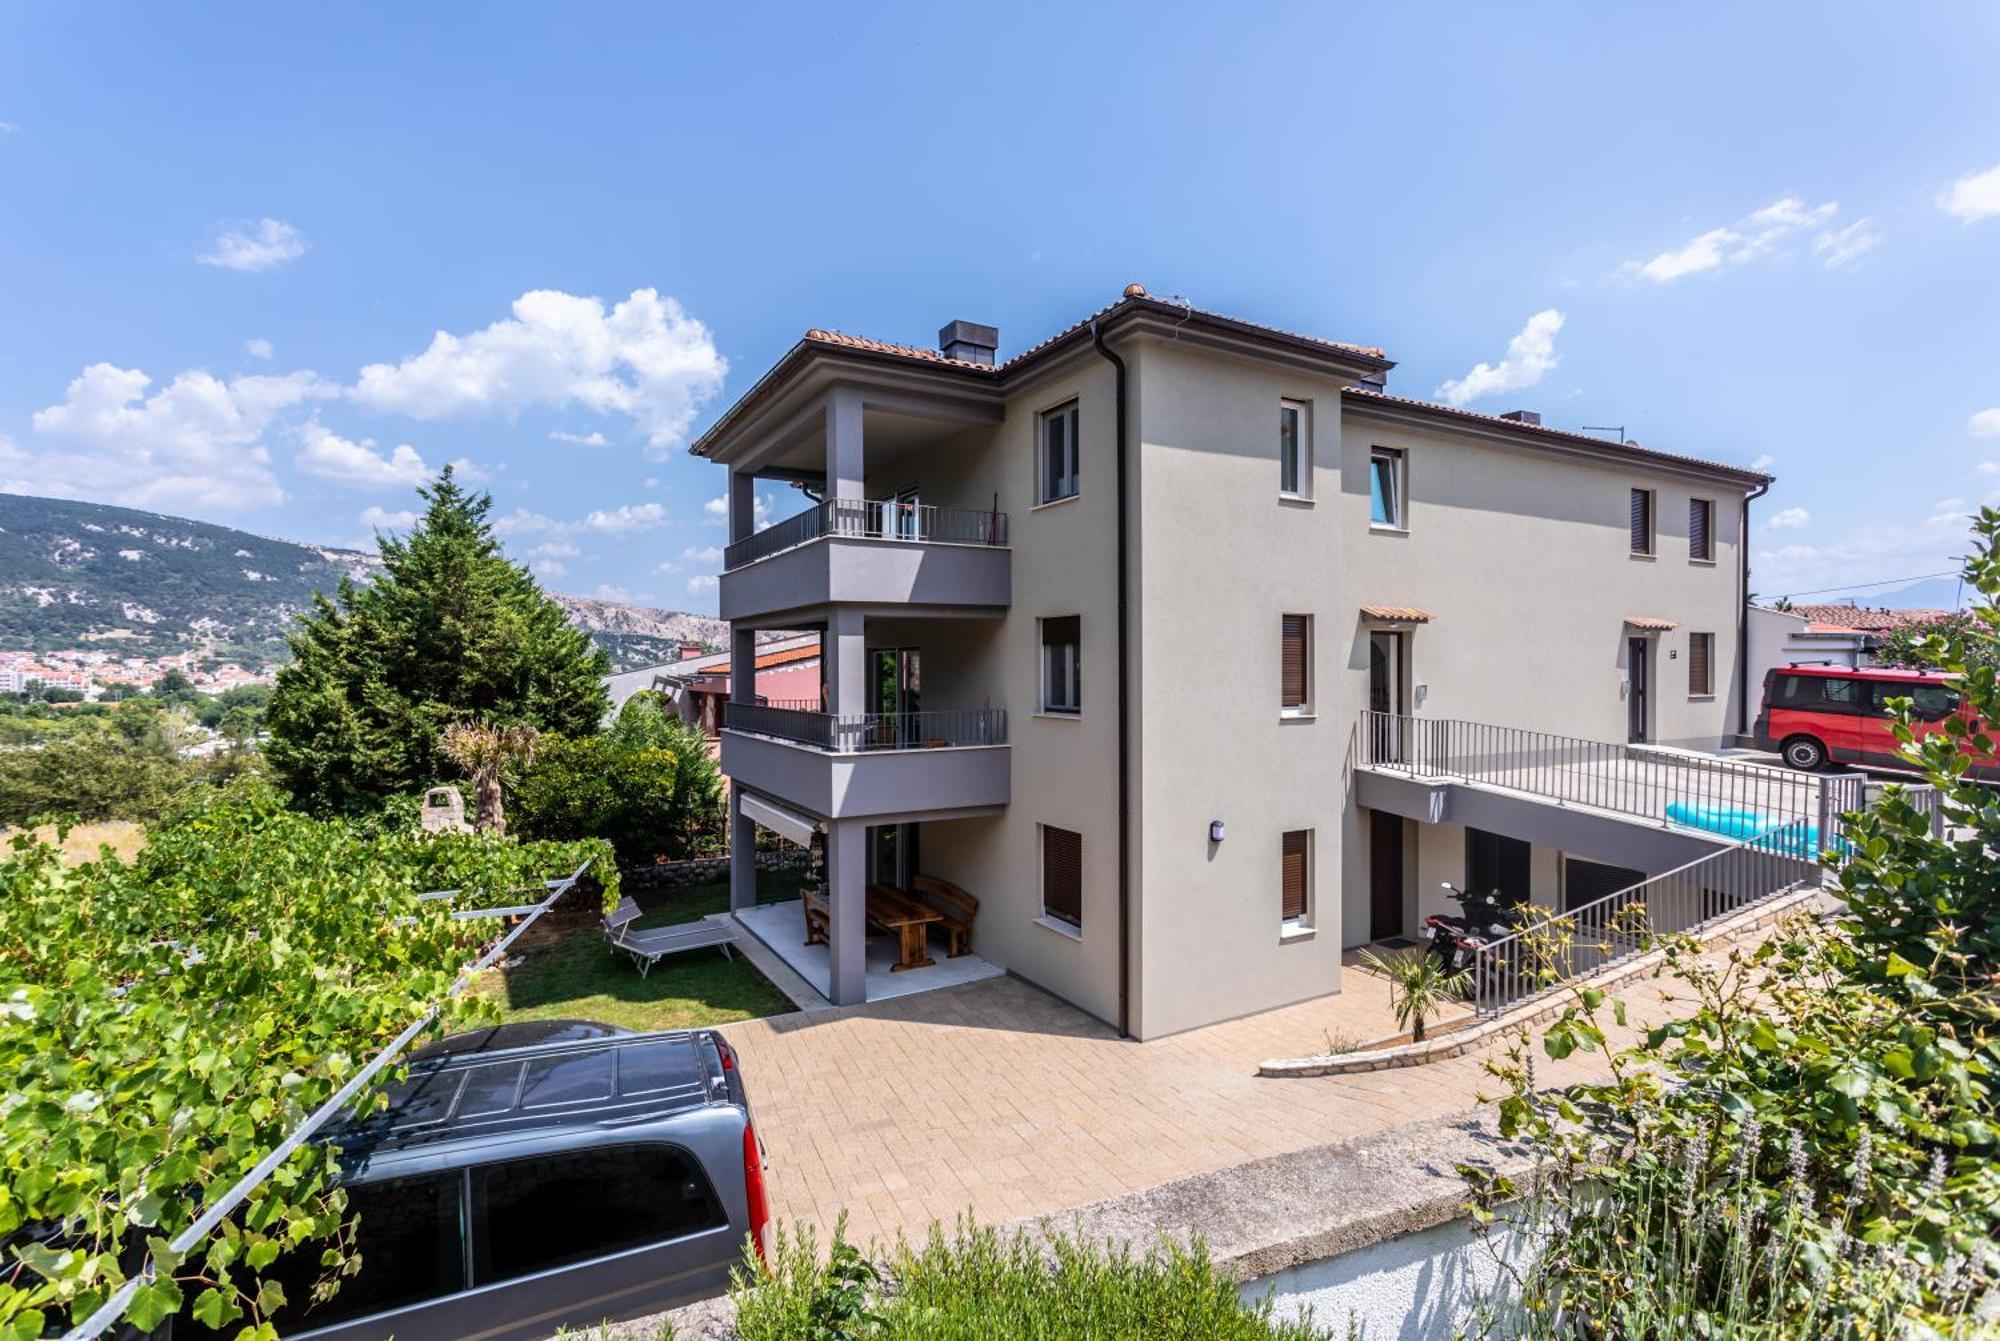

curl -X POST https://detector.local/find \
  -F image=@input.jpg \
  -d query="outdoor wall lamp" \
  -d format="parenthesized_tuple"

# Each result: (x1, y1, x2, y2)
(1209, 820, 1226, 843)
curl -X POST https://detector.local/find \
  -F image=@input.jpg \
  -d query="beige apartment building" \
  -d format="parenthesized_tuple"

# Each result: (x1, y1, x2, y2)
(692, 286, 1771, 1039)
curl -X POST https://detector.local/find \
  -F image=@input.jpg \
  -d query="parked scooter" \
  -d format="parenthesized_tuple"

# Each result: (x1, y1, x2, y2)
(1422, 881, 1526, 971)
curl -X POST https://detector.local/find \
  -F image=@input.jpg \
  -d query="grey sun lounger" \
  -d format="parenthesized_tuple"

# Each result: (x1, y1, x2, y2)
(603, 897, 736, 977)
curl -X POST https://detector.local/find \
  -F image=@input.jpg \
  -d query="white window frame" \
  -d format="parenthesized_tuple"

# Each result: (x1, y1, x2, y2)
(1280, 828, 1315, 936)
(1279, 398, 1312, 500)
(1281, 613, 1314, 718)
(1036, 400, 1080, 505)
(1039, 615, 1081, 716)
(1369, 447, 1407, 531)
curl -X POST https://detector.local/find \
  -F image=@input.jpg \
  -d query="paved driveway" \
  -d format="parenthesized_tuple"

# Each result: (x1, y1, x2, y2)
(717, 964, 1664, 1248)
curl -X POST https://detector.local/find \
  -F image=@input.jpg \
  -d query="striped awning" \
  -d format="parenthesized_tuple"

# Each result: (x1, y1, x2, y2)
(1361, 604, 1433, 624)
(1625, 615, 1678, 631)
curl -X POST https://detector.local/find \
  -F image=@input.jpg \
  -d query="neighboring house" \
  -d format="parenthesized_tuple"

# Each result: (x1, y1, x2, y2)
(1746, 602, 1952, 689)
(603, 641, 710, 714)
(640, 633, 823, 736)
(691, 286, 1769, 1037)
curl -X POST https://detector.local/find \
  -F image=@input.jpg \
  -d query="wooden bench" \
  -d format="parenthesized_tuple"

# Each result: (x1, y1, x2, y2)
(911, 875, 978, 958)
(801, 883, 829, 947)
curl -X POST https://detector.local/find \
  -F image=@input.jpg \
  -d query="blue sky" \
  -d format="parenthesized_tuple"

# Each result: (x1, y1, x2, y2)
(3, 3, 1998, 613)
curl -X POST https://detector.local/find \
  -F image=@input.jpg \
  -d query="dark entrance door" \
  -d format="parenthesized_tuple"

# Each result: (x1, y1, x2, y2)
(1627, 637, 1649, 743)
(1466, 827, 1531, 907)
(1562, 857, 1646, 911)
(1369, 810, 1405, 940)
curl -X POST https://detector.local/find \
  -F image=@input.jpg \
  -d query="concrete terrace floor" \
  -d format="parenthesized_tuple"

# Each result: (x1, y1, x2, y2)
(714, 957, 1676, 1249)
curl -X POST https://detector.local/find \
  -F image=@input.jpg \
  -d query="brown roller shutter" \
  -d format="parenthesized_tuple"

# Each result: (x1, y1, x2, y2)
(1281, 830, 1309, 920)
(1042, 826, 1082, 927)
(1689, 498, 1713, 561)
(1689, 633, 1713, 696)
(1630, 488, 1653, 554)
(1281, 615, 1309, 708)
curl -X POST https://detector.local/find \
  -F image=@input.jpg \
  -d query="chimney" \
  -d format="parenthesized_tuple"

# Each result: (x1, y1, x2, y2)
(1499, 410, 1542, 426)
(1356, 370, 1388, 393)
(938, 319, 999, 366)
(676, 641, 705, 662)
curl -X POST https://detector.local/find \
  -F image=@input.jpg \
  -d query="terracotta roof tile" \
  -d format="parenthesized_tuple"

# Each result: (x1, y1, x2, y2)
(1343, 387, 1771, 485)
(1360, 604, 1433, 623)
(1784, 604, 1954, 633)
(687, 643, 822, 677)
(1625, 615, 1679, 631)
(802, 329, 1000, 374)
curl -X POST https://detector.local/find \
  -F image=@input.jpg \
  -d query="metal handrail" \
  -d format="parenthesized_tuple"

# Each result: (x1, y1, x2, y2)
(725, 703, 1007, 751)
(1464, 822, 1817, 1016)
(723, 498, 1010, 570)
(1356, 710, 1826, 833)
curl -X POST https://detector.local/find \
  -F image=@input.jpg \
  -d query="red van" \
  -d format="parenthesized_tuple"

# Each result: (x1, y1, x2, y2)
(1754, 664, 1989, 775)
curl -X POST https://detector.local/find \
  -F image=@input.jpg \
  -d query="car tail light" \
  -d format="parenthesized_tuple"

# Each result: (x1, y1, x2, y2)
(742, 1120, 773, 1269)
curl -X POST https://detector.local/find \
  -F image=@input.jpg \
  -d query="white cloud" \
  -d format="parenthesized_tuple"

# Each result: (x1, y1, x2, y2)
(0, 121, 19, 135)
(491, 508, 567, 537)
(550, 429, 609, 447)
(1814, 218, 1882, 269)
(351, 288, 727, 454)
(1755, 507, 1979, 599)
(1750, 453, 1777, 473)
(525, 539, 579, 559)
(532, 558, 568, 577)
(1435, 309, 1564, 408)
(1765, 506, 1811, 531)
(245, 338, 274, 361)
(703, 491, 774, 528)
(1968, 408, 2000, 437)
(584, 502, 667, 533)
(686, 574, 718, 595)
(197, 218, 309, 272)
(294, 421, 432, 490)
(5, 363, 333, 513)
(1976, 461, 2000, 478)
(1622, 197, 1845, 283)
(593, 583, 632, 602)
(358, 505, 417, 531)
(682, 544, 723, 565)
(654, 559, 683, 574)
(1940, 164, 2000, 223)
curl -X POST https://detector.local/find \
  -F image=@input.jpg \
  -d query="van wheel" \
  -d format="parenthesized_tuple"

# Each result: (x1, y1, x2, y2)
(1780, 735, 1827, 771)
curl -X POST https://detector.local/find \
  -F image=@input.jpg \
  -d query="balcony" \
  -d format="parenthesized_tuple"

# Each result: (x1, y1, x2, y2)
(721, 705, 1010, 822)
(719, 499, 1011, 624)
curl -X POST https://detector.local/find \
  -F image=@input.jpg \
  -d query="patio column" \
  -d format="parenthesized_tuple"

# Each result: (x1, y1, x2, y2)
(728, 467, 757, 543)
(826, 386, 864, 502)
(825, 608, 867, 719)
(728, 790, 756, 912)
(824, 817, 867, 1005)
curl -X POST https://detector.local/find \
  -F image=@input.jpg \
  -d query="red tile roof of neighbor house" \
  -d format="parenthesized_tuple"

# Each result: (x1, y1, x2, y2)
(1786, 604, 1954, 634)
(692, 643, 822, 677)
(1360, 604, 1433, 623)
(1625, 616, 1679, 631)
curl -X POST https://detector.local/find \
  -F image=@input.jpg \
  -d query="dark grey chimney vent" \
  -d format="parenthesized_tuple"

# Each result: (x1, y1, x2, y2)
(938, 320, 999, 365)
(1356, 370, 1388, 392)
(1499, 409, 1542, 426)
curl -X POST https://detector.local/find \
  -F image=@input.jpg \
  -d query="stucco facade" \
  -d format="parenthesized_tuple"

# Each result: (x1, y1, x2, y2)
(691, 291, 1768, 1039)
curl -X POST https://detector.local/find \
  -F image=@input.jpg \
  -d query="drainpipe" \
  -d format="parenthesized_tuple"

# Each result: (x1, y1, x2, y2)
(1738, 477, 1772, 738)
(1090, 317, 1133, 1040)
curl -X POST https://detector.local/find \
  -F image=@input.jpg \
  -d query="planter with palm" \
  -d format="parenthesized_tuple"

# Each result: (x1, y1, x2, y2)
(1358, 945, 1471, 1043)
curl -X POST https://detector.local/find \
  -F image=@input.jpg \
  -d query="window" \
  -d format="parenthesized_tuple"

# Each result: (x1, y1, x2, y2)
(1866, 679, 1960, 722)
(1040, 615, 1080, 715)
(470, 1145, 725, 1286)
(1688, 632, 1714, 696)
(1629, 488, 1655, 555)
(1689, 498, 1714, 562)
(1772, 673, 1861, 712)
(1369, 448, 1405, 528)
(1281, 829, 1312, 927)
(1040, 825, 1083, 928)
(1280, 614, 1312, 714)
(259, 1174, 465, 1330)
(1038, 400, 1080, 503)
(1279, 399, 1311, 497)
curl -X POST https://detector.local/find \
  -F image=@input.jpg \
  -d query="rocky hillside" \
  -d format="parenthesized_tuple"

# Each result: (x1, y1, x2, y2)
(0, 493, 724, 669)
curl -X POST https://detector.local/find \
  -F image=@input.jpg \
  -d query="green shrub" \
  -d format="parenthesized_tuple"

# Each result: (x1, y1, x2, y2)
(731, 1217, 1340, 1341)
(512, 693, 724, 865)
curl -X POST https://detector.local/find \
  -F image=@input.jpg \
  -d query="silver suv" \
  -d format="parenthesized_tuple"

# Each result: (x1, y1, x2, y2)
(235, 1020, 771, 1341)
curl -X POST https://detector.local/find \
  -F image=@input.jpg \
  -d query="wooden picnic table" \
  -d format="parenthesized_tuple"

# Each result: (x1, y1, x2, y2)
(867, 882, 940, 972)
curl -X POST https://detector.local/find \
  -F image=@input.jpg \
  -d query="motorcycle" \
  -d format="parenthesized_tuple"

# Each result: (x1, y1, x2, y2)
(1422, 881, 1526, 972)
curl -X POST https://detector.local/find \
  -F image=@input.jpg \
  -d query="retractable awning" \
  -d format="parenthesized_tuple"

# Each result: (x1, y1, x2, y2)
(738, 791, 820, 847)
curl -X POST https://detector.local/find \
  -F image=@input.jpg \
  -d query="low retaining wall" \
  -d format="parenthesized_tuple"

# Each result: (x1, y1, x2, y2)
(618, 846, 808, 892)
(1259, 885, 1833, 1077)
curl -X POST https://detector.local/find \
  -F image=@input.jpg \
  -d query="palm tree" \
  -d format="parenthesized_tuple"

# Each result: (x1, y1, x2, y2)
(437, 720, 540, 836)
(1358, 945, 1470, 1043)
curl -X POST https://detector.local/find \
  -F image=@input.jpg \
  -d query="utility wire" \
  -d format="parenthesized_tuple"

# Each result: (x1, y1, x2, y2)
(1770, 570, 1959, 601)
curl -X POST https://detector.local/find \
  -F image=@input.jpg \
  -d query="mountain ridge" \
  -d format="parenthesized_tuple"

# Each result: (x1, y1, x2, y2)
(0, 492, 725, 670)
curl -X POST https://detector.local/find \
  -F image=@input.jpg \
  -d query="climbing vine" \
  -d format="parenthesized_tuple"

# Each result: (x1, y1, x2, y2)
(0, 781, 616, 1338)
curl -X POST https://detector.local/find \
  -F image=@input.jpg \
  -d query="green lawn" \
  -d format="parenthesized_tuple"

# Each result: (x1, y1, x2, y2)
(474, 869, 805, 1032)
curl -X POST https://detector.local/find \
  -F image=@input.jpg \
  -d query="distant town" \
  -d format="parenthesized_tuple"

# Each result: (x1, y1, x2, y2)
(0, 646, 274, 699)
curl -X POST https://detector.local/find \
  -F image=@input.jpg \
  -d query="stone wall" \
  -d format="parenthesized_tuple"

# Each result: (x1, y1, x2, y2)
(618, 845, 808, 893)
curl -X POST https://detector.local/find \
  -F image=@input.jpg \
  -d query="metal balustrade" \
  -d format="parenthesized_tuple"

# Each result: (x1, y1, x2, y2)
(1466, 822, 1819, 1016)
(1356, 710, 1841, 838)
(722, 498, 1010, 570)
(725, 703, 1007, 752)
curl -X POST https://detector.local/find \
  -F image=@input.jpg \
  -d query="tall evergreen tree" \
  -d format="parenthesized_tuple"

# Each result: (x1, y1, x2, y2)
(265, 468, 610, 814)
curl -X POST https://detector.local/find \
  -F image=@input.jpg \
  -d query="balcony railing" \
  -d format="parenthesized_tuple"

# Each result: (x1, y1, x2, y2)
(1467, 822, 1818, 1016)
(725, 703, 1007, 752)
(723, 498, 1010, 571)
(1355, 710, 1844, 839)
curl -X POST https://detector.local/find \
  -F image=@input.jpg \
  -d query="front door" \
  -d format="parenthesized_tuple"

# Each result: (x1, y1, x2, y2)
(1369, 809, 1405, 940)
(1369, 631, 1405, 761)
(1627, 637, 1649, 743)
